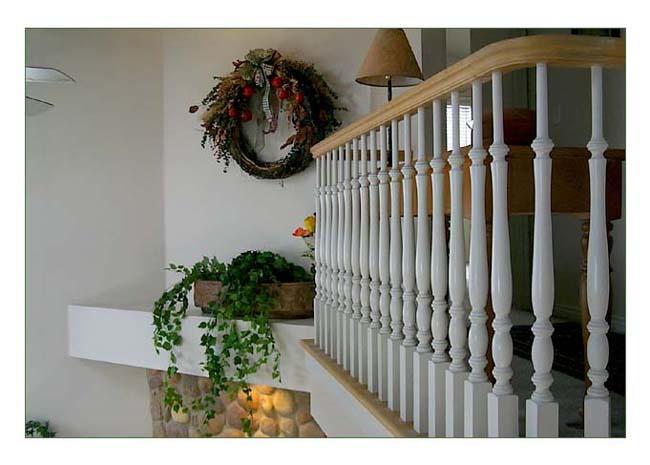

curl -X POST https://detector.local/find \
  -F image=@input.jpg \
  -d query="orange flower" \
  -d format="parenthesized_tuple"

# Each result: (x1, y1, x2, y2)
(293, 227, 311, 237)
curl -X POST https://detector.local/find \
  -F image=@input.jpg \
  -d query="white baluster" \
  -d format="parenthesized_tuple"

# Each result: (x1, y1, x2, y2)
(465, 80, 491, 437)
(337, 146, 346, 365)
(487, 71, 518, 437)
(350, 138, 362, 378)
(400, 114, 416, 422)
(329, 149, 339, 359)
(446, 91, 469, 437)
(324, 151, 334, 354)
(378, 125, 391, 401)
(314, 156, 322, 347)
(320, 155, 329, 350)
(414, 106, 432, 434)
(388, 118, 403, 410)
(358, 135, 371, 385)
(428, 99, 450, 437)
(343, 142, 353, 371)
(367, 130, 381, 393)
(526, 63, 559, 438)
(584, 64, 611, 438)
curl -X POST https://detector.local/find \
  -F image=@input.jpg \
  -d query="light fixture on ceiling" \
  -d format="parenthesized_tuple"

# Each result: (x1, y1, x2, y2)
(26, 66, 75, 83)
(25, 96, 54, 117)
(26, 66, 75, 116)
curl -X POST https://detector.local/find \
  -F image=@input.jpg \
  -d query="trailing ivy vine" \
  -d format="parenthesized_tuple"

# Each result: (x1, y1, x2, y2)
(152, 251, 312, 436)
(152, 256, 226, 415)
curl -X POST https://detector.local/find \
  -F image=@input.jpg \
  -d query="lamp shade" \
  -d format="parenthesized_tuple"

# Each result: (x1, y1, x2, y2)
(356, 29, 424, 87)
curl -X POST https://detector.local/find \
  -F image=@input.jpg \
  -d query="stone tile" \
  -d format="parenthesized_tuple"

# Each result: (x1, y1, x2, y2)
(152, 420, 165, 438)
(182, 375, 199, 397)
(295, 407, 313, 425)
(260, 395, 274, 416)
(226, 402, 248, 429)
(167, 373, 182, 387)
(260, 418, 278, 437)
(272, 389, 295, 416)
(279, 417, 298, 437)
(299, 421, 326, 438)
(147, 372, 162, 390)
(253, 384, 275, 395)
(207, 414, 225, 436)
(237, 388, 260, 410)
(197, 377, 214, 393)
(221, 428, 245, 438)
(149, 387, 164, 421)
(165, 421, 189, 438)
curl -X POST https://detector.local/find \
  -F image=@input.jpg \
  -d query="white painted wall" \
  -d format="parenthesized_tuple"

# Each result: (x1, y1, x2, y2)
(162, 29, 421, 283)
(26, 29, 165, 436)
(26, 28, 422, 437)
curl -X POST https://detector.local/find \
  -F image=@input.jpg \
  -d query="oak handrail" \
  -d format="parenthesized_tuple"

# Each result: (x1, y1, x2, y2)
(311, 34, 625, 158)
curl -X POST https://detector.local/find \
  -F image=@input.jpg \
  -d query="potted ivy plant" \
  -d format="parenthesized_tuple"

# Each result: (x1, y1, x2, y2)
(194, 251, 315, 319)
(152, 251, 314, 436)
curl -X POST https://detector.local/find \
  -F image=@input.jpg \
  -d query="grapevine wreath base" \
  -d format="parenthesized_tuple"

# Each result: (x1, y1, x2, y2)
(191, 48, 345, 180)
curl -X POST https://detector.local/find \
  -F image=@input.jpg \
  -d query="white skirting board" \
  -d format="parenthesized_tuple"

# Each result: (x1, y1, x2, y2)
(67, 305, 314, 392)
(304, 349, 395, 437)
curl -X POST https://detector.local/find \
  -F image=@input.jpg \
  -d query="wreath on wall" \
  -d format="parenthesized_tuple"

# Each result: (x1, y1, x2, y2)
(190, 48, 346, 179)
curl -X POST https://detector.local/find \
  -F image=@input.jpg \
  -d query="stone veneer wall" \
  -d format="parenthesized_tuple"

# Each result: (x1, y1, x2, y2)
(147, 370, 326, 438)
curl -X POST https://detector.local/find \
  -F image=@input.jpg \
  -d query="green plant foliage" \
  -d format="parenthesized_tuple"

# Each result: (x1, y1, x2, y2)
(152, 256, 227, 415)
(25, 420, 56, 438)
(152, 251, 311, 436)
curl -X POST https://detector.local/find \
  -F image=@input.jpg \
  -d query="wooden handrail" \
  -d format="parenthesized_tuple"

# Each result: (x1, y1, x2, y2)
(311, 34, 625, 158)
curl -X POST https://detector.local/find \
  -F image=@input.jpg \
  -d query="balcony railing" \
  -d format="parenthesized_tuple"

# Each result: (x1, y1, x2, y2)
(309, 34, 625, 437)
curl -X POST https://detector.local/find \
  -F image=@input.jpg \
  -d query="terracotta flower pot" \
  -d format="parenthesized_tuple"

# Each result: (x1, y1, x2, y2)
(193, 280, 314, 319)
(193, 280, 223, 309)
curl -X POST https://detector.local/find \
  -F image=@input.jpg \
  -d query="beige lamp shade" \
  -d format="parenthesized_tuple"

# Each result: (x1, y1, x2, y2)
(356, 29, 424, 87)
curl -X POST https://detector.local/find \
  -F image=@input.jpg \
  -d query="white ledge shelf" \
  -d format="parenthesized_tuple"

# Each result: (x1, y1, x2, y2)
(68, 305, 314, 392)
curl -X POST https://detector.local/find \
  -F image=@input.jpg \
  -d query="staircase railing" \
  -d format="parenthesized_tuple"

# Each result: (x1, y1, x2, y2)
(310, 34, 625, 437)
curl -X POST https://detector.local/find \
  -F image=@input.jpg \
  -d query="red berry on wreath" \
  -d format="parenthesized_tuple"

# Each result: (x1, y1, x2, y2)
(228, 107, 238, 118)
(294, 92, 304, 104)
(278, 89, 289, 100)
(242, 85, 255, 98)
(240, 109, 253, 122)
(271, 76, 283, 88)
